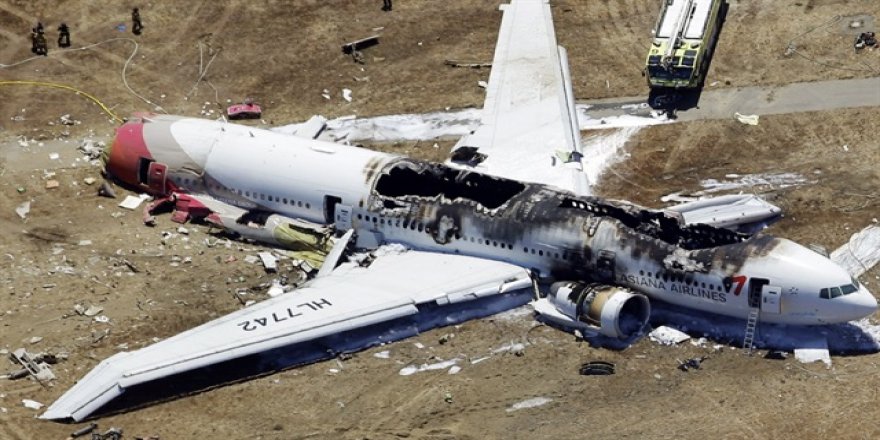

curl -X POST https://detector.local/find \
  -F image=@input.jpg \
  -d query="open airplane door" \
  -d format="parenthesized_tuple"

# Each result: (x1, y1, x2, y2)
(761, 285, 782, 314)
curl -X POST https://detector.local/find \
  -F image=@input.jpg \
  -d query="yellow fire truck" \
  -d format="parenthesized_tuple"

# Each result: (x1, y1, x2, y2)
(645, 0, 724, 89)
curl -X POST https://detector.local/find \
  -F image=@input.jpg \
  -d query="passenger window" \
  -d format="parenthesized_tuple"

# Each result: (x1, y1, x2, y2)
(820, 288, 830, 299)
(830, 287, 842, 298)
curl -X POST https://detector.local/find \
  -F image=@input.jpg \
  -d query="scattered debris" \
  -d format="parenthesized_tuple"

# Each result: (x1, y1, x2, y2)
(648, 326, 690, 345)
(70, 422, 98, 438)
(677, 356, 708, 372)
(98, 182, 117, 198)
(373, 350, 390, 359)
(48, 152, 60, 160)
(734, 112, 760, 125)
(227, 98, 262, 120)
(15, 201, 31, 219)
(9, 348, 56, 382)
(118, 194, 150, 210)
(578, 361, 616, 376)
(444, 59, 492, 68)
(28, 336, 43, 345)
(258, 252, 278, 272)
(342, 88, 352, 102)
(45, 179, 60, 189)
(399, 358, 459, 376)
(22, 399, 44, 410)
(341, 35, 380, 56)
(243, 255, 260, 265)
(764, 350, 788, 360)
(854, 31, 877, 50)
(477, 80, 489, 89)
(83, 177, 97, 185)
(84, 305, 104, 317)
(447, 365, 462, 375)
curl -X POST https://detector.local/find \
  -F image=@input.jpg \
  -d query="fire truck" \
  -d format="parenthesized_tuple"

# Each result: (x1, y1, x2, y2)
(645, 0, 724, 89)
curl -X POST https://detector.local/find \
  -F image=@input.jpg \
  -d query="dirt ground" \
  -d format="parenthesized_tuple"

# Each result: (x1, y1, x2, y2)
(0, 1, 879, 439)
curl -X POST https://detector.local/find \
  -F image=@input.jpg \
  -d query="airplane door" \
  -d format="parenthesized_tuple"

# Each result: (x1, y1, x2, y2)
(147, 162, 168, 194)
(761, 285, 782, 314)
(334, 204, 352, 231)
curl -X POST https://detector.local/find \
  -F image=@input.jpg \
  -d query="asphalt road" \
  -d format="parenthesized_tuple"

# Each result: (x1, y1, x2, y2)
(581, 76, 880, 121)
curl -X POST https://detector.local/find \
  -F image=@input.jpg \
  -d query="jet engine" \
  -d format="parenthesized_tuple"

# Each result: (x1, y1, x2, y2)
(546, 282, 650, 339)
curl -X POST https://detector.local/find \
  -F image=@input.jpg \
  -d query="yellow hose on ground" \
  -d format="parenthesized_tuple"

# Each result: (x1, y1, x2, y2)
(0, 80, 123, 123)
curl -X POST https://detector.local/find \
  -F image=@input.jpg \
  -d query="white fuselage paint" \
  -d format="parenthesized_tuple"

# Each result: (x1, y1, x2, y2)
(154, 118, 875, 326)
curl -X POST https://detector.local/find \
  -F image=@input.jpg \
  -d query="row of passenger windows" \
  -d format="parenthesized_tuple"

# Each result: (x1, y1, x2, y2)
(638, 269, 721, 291)
(175, 176, 311, 210)
(355, 213, 578, 261)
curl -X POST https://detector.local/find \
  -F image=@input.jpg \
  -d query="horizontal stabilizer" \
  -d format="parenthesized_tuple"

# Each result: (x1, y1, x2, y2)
(666, 194, 782, 233)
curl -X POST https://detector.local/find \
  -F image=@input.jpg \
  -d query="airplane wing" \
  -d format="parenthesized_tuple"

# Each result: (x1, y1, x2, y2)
(447, 0, 589, 195)
(41, 247, 532, 421)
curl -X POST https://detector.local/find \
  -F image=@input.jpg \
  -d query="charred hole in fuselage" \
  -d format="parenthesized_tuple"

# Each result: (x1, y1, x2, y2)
(375, 162, 525, 210)
(560, 197, 748, 250)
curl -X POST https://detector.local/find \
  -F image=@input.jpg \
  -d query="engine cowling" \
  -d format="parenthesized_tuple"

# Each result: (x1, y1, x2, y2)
(547, 282, 650, 339)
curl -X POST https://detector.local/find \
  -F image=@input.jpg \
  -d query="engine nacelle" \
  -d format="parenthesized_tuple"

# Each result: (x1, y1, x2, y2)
(547, 282, 650, 339)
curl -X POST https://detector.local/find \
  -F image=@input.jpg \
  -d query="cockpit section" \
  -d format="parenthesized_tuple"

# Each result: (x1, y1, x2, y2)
(373, 160, 526, 210)
(820, 277, 862, 299)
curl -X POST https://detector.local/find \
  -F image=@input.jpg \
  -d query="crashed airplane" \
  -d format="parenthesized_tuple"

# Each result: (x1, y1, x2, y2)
(43, 0, 876, 421)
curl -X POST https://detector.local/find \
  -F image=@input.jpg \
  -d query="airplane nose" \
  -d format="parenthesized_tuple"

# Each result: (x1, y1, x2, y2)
(854, 286, 879, 317)
(106, 120, 151, 187)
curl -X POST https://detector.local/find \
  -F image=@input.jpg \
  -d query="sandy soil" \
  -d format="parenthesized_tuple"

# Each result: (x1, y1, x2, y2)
(0, 1, 878, 439)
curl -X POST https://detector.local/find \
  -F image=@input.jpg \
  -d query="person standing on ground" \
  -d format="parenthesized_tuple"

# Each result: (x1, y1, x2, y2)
(58, 23, 71, 48)
(35, 31, 48, 56)
(381, 0, 392, 12)
(132, 7, 143, 35)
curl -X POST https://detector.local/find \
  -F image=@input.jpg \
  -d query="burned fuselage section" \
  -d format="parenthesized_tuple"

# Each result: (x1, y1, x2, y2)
(358, 158, 782, 321)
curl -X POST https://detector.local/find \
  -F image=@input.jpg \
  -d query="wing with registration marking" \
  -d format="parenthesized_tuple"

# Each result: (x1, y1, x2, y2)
(448, 0, 588, 195)
(41, 249, 532, 421)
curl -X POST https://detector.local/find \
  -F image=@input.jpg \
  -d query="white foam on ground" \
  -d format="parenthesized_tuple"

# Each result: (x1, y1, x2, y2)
(506, 397, 553, 412)
(398, 359, 459, 376)
(831, 224, 880, 277)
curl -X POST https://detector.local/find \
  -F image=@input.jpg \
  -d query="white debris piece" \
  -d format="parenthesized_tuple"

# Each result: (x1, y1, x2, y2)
(399, 359, 459, 376)
(118, 194, 150, 210)
(506, 397, 552, 412)
(258, 252, 278, 272)
(15, 201, 31, 219)
(734, 112, 760, 125)
(22, 399, 44, 410)
(477, 80, 489, 89)
(84, 305, 104, 317)
(447, 365, 462, 375)
(648, 326, 691, 345)
(373, 350, 390, 359)
(48, 152, 60, 160)
(342, 88, 352, 102)
(94, 315, 110, 323)
(243, 255, 260, 265)
(28, 336, 43, 345)
(267, 280, 285, 298)
(793, 337, 832, 368)
(78, 240, 92, 246)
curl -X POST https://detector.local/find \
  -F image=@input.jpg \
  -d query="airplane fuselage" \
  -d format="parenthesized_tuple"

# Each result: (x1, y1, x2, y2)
(107, 115, 877, 326)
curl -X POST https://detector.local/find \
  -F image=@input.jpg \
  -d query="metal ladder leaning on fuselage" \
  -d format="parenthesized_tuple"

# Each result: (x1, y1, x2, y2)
(742, 307, 760, 355)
